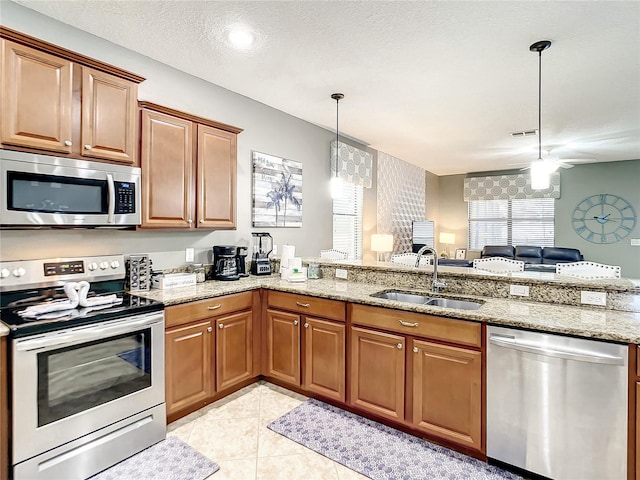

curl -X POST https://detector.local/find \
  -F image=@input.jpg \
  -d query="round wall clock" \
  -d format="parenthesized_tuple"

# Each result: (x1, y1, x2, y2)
(572, 194, 637, 244)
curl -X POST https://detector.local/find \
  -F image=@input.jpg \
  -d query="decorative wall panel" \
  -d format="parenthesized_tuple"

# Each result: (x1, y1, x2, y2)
(463, 172, 560, 201)
(377, 152, 426, 254)
(330, 140, 373, 188)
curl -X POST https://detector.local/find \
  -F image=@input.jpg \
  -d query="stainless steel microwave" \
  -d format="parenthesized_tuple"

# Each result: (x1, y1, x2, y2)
(1, 149, 141, 228)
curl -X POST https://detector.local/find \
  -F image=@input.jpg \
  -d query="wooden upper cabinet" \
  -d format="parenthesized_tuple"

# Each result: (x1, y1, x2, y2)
(197, 124, 236, 228)
(81, 67, 137, 163)
(140, 109, 194, 228)
(1, 29, 144, 163)
(1, 40, 73, 153)
(411, 339, 482, 451)
(138, 102, 242, 230)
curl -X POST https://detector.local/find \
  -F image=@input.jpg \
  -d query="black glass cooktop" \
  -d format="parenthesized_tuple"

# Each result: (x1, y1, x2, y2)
(0, 282, 163, 338)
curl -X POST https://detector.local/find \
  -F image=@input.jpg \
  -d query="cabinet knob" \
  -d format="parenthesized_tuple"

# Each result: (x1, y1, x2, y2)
(200, 219, 204, 224)
(304, 323, 309, 328)
(413, 347, 419, 353)
(64, 140, 72, 146)
(293, 320, 299, 326)
(207, 327, 212, 332)
(84, 144, 92, 150)
(218, 323, 224, 329)
(397, 343, 403, 350)
(188, 219, 193, 225)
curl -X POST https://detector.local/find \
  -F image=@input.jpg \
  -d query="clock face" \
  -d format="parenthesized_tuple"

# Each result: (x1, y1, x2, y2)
(572, 194, 637, 244)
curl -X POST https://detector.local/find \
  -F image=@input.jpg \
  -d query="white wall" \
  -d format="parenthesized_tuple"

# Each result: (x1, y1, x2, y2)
(0, 2, 349, 267)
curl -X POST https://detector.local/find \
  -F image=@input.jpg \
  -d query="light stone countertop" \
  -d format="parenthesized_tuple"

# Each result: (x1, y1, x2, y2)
(136, 276, 640, 344)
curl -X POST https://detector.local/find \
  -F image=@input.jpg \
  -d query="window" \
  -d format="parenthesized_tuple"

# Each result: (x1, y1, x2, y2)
(468, 198, 555, 249)
(333, 182, 363, 259)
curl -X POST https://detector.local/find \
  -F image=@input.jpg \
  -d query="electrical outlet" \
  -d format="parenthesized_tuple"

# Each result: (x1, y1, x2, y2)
(509, 284, 530, 297)
(631, 238, 640, 246)
(335, 268, 348, 279)
(272, 244, 278, 255)
(185, 248, 195, 263)
(580, 291, 607, 306)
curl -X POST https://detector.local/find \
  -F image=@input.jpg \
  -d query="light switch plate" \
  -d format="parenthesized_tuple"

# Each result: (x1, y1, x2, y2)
(631, 238, 640, 246)
(272, 244, 278, 255)
(335, 268, 348, 279)
(581, 291, 607, 306)
(509, 284, 530, 296)
(185, 248, 195, 262)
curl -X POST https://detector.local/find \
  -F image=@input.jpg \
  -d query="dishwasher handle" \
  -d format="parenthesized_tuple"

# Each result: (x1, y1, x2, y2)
(489, 334, 625, 365)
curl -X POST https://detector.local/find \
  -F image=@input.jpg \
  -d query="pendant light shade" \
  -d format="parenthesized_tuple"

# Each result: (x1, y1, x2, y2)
(330, 93, 344, 199)
(530, 40, 552, 190)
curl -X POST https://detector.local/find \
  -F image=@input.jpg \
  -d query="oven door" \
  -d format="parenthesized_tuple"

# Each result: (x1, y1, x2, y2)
(12, 312, 165, 464)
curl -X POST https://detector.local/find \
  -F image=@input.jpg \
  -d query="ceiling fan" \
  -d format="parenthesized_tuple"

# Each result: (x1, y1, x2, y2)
(509, 147, 597, 171)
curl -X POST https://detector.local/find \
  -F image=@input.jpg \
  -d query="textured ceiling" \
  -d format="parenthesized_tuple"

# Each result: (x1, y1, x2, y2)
(13, 0, 640, 175)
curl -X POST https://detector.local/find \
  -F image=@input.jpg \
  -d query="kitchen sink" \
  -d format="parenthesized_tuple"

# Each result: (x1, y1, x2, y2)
(370, 290, 483, 310)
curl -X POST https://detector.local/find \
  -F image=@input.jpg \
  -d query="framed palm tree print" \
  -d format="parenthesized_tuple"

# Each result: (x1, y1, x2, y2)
(252, 151, 302, 227)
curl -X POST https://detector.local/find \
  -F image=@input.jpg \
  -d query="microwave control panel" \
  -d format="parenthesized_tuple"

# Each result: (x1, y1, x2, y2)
(114, 182, 136, 214)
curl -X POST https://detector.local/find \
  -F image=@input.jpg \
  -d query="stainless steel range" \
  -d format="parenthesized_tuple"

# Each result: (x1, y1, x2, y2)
(0, 254, 166, 480)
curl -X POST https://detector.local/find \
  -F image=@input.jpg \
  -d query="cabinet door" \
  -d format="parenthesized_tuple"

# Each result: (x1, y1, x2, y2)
(350, 327, 405, 421)
(215, 310, 253, 391)
(81, 67, 137, 163)
(303, 317, 345, 402)
(140, 109, 194, 228)
(196, 124, 236, 229)
(412, 339, 482, 451)
(266, 309, 301, 386)
(1, 40, 73, 153)
(165, 321, 212, 415)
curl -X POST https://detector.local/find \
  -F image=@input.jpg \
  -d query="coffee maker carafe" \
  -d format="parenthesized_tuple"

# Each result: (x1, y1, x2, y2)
(250, 233, 273, 276)
(213, 245, 240, 281)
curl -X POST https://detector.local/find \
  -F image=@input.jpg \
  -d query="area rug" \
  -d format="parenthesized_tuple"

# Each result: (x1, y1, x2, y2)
(90, 436, 219, 480)
(268, 399, 521, 480)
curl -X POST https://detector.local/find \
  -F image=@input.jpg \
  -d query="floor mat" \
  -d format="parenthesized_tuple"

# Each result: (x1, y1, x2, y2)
(90, 435, 219, 480)
(268, 398, 522, 480)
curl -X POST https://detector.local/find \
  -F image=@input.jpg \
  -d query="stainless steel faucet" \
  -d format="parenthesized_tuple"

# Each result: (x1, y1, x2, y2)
(415, 246, 447, 293)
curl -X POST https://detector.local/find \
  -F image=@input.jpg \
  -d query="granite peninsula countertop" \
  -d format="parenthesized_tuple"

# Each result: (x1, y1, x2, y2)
(136, 276, 640, 344)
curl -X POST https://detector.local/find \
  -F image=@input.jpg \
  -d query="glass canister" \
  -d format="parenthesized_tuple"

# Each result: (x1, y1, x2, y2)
(190, 263, 206, 283)
(307, 263, 322, 279)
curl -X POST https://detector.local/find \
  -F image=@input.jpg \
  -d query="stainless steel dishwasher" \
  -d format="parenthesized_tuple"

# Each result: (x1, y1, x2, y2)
(487, 325, 628, 480)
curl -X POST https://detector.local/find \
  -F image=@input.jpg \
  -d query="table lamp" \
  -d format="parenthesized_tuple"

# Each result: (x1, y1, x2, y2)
(439, 232, 455, 258)
(371, 234, 394, 262)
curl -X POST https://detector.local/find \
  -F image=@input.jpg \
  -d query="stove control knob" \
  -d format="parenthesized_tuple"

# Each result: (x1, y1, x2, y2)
(99, 261, 109, 270)
(0, 268, 10, 279)
(88, 262, 98, 271)
(110, 260, 120, 269)
(13, 267, 26, 277)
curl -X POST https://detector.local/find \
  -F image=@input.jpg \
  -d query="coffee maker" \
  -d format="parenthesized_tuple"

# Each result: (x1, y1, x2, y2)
(236, 246, 249, 278)
(213, 246, 240, 281)
(250, 233, 273, 276)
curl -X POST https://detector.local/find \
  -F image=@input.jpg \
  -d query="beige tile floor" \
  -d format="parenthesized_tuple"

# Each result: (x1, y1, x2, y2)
(167, 381, 368, 480)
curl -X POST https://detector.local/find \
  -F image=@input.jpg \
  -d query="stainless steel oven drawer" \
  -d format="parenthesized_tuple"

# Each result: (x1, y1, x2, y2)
(13, 403, 166, 480)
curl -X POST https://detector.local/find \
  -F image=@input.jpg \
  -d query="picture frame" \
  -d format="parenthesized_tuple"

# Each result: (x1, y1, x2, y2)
(455, 248, 467, 260)
(252, 151, 302, 227)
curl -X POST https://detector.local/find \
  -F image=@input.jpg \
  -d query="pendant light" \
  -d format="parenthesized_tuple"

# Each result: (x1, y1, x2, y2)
(330, 93, 344, 199)
(529, 40, 552, 190)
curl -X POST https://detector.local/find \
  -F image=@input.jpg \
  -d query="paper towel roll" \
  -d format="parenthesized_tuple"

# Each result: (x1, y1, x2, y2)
(280, 245, 296, 273)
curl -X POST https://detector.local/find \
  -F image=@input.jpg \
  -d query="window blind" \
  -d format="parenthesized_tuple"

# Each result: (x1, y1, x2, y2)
(333, 183, 363, 259)
(412, 220, 435, 247)
(468, 198, 554, 249)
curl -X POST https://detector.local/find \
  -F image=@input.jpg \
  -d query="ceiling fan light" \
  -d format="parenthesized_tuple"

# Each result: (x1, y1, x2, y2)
(530, 161, 551, 189)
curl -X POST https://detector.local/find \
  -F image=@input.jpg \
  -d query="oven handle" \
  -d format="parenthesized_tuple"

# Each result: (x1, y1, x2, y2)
(14, 313, 163, 351)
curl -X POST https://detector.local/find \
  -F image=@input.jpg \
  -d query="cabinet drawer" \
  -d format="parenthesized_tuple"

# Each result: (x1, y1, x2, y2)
(166, 291, 253, 327)
(350, 304, 481, 348)
(267, 291, 345, 322)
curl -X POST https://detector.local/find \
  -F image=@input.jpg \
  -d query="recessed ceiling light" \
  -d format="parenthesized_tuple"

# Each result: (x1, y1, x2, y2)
(228, 25, 255, 50)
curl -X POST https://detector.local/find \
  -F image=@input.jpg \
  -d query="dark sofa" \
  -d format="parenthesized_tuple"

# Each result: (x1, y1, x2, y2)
(481, 245, 583, 265)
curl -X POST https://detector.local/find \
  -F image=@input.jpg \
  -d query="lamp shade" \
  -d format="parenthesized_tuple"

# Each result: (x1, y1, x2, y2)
(530, 161, 551, 190)
(439, 232, 456, 245)
(371, 234, 394, 253)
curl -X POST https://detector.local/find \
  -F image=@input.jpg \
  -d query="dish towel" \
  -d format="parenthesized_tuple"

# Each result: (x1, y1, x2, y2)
(18, 281, 122, 318)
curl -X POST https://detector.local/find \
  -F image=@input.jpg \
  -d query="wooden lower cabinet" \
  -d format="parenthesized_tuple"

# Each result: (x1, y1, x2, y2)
(412, 339, 482, 451)
(303, 317, 345, 402)
(265, 309, 301, 385)
(165, 320, 212, 415)
(215, 311, 253, 391)
(349, 327, 405, 421)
